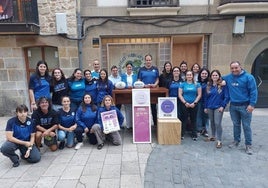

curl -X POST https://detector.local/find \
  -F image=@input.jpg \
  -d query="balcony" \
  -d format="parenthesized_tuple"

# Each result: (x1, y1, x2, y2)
(127, 0, 181, 16)
(0, 0, 39, 34)
(218, 0, 268, 14)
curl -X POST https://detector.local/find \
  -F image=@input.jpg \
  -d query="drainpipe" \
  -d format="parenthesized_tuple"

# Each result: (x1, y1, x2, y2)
(77, 0, 83, 69)
(207, 0, 211, 17)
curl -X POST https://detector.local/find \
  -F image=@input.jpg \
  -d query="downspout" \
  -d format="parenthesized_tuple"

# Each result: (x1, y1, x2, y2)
(77, 0, 83, 69)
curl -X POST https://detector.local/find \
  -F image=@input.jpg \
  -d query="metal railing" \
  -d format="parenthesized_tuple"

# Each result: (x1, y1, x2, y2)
(0, 0, 38, 23)
(128, 0, 179, 7)
(219, 0, 268, 6)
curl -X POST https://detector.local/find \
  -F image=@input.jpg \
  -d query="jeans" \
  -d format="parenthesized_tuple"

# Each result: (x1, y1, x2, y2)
(196, 102, 209, 132)
(207, 108, 223, 141)
(58, 130, 75, 147)
(1, 141, 41, 164)
(229, 104, 252, 145)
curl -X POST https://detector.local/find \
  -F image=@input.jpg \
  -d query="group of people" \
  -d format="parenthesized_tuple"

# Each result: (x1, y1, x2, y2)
(0, 55, 257, 168)
(160, 60, 257, 155)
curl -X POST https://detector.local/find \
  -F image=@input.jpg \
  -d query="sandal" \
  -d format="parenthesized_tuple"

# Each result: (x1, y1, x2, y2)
(97, 143, 104, 150)
(216, 141, 222, 149)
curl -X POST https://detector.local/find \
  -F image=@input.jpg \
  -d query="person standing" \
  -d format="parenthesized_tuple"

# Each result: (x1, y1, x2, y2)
(91, 59, 101, 79)
(223, 61, 257, 155)
(1, 104, 41, 167)
(179, 61, 188, 81)
(191, 63, 201, 82)
(50, 68, 69, 111)
(204, 70, 229, 148)
(109, 65, 122, 110)
(68, 68, 85, 110)
(121, 62, 138, 129)
(84, 69, 98, 104)
(96, 69, 114, 105)
(29, 60, 51, 112)
(168, 66, 183, 120)
(179, 70, 201, 140)
(138, 54, 159, 126)
(159, 61, 173, 88)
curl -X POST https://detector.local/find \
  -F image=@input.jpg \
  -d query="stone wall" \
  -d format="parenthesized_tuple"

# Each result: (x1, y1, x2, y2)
(38, 0, 77, 37)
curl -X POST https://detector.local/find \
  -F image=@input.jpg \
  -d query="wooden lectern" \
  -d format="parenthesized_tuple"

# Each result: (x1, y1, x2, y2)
(157, 118, 181, 145)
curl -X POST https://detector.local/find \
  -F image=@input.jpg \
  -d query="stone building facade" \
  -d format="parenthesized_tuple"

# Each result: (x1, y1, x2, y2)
(0, 0, 268, 115)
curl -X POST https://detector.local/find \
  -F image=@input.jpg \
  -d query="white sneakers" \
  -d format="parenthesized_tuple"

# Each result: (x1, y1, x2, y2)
(75, 142, 83, 150)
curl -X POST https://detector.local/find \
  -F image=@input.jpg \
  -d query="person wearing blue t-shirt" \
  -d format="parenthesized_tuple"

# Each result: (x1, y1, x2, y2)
(179, 70, 201, 140)
(58, 96, 77, 149)
(96, 69, 114, 105)
(137, 54, 159, 126)
(121, 62, 138, 129)
(75, 94, 104, 150)
(84, 69, 98, 104)
(98, 95, 124, 146)
(223, 61, 257, 155)
(1, 105, 41, 167)
(29, 60, 51, 112)
(168, 66, 183, 120)
(68, 68, 85, 110)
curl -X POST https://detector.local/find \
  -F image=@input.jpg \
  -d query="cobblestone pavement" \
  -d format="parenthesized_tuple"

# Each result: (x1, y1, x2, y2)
(144, 108, 268, 188)
(0, 109, 267, 188)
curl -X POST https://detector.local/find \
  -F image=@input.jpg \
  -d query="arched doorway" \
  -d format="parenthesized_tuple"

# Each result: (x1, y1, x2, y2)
(251, 49, 268, 108)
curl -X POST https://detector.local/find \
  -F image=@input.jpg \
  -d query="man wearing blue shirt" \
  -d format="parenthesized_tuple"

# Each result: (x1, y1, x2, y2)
(224, 61, 257, 155)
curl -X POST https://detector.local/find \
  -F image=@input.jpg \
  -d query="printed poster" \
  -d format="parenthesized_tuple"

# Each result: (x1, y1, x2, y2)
(158, 97, 177, 118)
(101, 110, 120, 134)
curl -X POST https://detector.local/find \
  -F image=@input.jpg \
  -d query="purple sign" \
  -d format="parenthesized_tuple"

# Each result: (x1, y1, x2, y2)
(161, 100, 175, 113)
(133, 106, 151, 143)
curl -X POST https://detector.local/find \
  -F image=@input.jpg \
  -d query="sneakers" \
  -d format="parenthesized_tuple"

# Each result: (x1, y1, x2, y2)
(228, 141, 239, 148)
(74, 142, 83, 150)
(13, 161, 20, 167)
(97, 143, 104, 150)
(59, 141, 65, 150)
(216, 141, 222, 149)
(201, 130, 209, 137)
(245, 145, 253, 155)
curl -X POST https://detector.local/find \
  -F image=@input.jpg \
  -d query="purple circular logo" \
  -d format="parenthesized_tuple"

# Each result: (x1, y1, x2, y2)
(161, 100, 174, 113)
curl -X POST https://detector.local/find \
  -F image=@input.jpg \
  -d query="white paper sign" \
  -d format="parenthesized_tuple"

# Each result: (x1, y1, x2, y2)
(101, 110, 120, 134)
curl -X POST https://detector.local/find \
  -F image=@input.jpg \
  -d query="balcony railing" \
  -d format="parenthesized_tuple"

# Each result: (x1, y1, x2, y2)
(128, 0, 179, 7)
(0, 0, 38, 24)
(219, 0, 268, 6)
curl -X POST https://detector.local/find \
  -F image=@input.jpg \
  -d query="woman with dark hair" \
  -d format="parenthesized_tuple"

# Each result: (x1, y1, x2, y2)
(50, 68, 69, 111)
(121, 62, 138, 129)
(84, 69, 97, 104)
(204, 70, 229, 148)
(75, 94, 103, 150)
(29, 60, 51, 112)
(196, 68, 210, 137)
(191, 63, 201, 82)
(179, 70, 202, 140)
(32, 97, 59, 151)
(168, 66, 183, 119)
(159, 61, 173, 88)
(1, 104, 41, 167)
(96, 69, 114, 105)
(68, 68, 85, 110)
(179, 61, 188, 81)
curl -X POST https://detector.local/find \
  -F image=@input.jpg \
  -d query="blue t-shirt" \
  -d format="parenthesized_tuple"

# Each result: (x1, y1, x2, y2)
(85, 79, 98, 104)
(58, 108, 76, 128)
(180, 82, 201, 103)
(169, 80, 182, 97)
(29, 74, 51, 101)
(68, 78, 85, 102)
(6, 117, 35, 141)
(137, 66, 159, 84)
(96, 80, 113, 104)
(76, 105, 98, 129)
